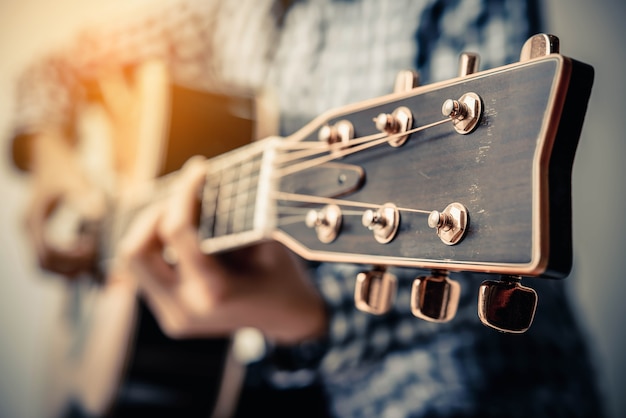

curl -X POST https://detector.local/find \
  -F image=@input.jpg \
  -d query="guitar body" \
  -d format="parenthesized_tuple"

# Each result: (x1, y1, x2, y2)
(46, 62, 257, 418)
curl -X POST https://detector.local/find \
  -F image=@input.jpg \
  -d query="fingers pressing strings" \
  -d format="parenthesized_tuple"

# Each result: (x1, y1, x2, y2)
(118, 202, 177, 286)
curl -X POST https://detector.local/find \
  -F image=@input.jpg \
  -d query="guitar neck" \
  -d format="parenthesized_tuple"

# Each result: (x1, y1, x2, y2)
(198, 138, 277, 253)
(99, 137, 273, 267)
(197, 135, 367, 255)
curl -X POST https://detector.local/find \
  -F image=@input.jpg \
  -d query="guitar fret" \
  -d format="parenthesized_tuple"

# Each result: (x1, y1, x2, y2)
(245, 157, 262, 231)
(205, 151, 263, 239)
(214, 166, 237, 237)
(198, 137, 276, 254)
(233, 160, 254, 233)
(200, 171, 220, 239)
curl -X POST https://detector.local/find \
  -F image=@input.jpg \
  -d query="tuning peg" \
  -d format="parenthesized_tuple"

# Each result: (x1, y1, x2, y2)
(361, 202, 400, 244)
(427, 202, 469, 245)
(373, 106, 413, 147)
(441, 92, 482, 135)
(318, 119, 354, 155)
(520, 33, 560, 61)
(354, 270, 397, 315)
(305, 204, 342, 243)
(394, 69, 420, 93)
(410, 270, 460, 322)
(478, 276, 538, 333)
(458, 52, 480, 77)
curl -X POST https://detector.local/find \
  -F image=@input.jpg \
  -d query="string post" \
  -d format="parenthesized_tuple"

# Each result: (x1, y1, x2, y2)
(361, 203, 400, 244)
(428, 202, 468, 246)
(441, 92, 483, 134)
(374, 106, 413, 147)
(318, 120, 354, 155)
(441, 99, 468, 120)
(374, 113, 400, 133)
(305, 204, 343, 244)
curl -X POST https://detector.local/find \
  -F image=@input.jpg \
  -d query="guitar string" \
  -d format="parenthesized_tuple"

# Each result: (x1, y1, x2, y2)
(274, 136, 389, 178)
(277, 141, 328, 148)
(272, 191, 431, 214)
(276, 209, 364, 227)
(273, 117, 451, 178)
(274, 132, 387, 164)
(207, 116, 451, 201)
(208, 117, 452, 235)
(211, 167, 259, 235)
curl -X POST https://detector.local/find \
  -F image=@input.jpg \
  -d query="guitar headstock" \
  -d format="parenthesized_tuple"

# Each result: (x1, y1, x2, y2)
(270, 34, 594, 332)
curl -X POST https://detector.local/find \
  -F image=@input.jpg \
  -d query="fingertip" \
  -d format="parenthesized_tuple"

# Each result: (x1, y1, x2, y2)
(181, 155, 209, 180)
(159, 161, 207, 242)
(183, 155, 207, 167)
(118, 203, 164, 259)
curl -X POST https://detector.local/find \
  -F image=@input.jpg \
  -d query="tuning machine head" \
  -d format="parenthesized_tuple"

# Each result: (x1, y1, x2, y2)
(362, 202, 400, 244)
(318, 120, 354, 156)
(520, 34, 560, 61)
(373, 107, 413, 147)
(441, 92, 482, 134)
(305, 204, 342, 243)
(393, 69, 420, 93)
(478, 276, 538, 333)
(410, 270, 460, 322)
(428, 202, 468, 245)
(458, 52, 480, 77)
(354, 270, 397, 315)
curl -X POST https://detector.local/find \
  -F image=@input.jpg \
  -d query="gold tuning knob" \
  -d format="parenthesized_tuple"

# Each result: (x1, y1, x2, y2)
(410, 271, 460, 322)
(393, 69, 420, 93)
(478, 276, 538, 333)
(354, 270, 397, 315)
(458, 52, 480, 77)
(520, 33, 560, 61)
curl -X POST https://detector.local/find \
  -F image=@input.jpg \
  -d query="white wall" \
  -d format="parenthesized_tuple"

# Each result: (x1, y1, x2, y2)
(1, 1, 624, 417)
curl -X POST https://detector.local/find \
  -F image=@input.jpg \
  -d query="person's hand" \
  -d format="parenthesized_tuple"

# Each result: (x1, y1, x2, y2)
(20, 63, 160, 278)
(23, 129, 105, 277)
(118, 157, 327, 344)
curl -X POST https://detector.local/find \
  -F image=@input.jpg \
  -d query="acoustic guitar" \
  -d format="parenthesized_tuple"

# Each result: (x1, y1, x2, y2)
(34, 33, 593, 417)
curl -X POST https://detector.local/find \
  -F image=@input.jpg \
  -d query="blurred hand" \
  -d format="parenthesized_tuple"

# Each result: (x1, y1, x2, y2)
(21, 64, 156, 278)
(24, 129, 105, 277)
(118, 157, 327, 344)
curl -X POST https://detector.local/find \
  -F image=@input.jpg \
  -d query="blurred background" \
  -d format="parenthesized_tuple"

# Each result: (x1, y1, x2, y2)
(1, 0, 624, 417)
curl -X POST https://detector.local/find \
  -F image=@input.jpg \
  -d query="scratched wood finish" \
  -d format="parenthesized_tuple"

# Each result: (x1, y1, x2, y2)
(276, 56, 593, 278)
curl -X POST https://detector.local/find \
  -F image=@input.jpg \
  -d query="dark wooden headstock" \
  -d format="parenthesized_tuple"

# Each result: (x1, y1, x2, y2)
(199, 34, 594, 332)
(276, 47, 592, 272)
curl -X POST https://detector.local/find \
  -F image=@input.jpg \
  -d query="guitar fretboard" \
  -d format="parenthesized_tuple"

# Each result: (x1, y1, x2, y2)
(202, 155, 262, 237)
(198, 139, 276, 253)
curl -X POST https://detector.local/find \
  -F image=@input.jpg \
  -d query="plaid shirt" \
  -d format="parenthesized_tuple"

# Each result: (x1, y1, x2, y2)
(11, 0, 603, 417)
